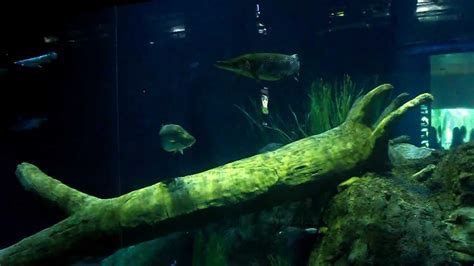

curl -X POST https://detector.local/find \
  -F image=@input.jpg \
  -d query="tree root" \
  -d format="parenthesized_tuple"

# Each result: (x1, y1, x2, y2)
(0, 84, 433, 265)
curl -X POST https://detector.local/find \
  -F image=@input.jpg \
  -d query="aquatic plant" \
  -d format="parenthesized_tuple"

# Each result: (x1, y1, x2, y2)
(191, 231, 205, 266)
(234, 100, 295, 144)
(306, 74, 363, 135)
(236, 74, 366, 145)
(192, 230, 229, 266)
(267, 254, 291, 266)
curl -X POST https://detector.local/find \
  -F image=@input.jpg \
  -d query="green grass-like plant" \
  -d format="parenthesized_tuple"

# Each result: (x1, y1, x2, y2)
(267, 254, 291, 266)
(192, 231, 229, 266)
(307, 74, 362, 135)
(236, 75, 367, 146)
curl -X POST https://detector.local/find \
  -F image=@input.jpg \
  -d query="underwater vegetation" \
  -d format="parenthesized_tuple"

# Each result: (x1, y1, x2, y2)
(236, 75, 371, 146)
(267, 254, 291, 266)
(305, 75, 364, 136)
(192, 230, 229, 266)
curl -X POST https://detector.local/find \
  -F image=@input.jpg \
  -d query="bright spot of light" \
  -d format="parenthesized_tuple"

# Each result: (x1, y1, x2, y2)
(169, 25, 186, 33)
(416, 0, 444, 13)
(432, 108, 474, 148)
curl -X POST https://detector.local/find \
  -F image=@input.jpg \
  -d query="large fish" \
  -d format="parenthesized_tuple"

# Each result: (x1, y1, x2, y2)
(159, 124, 196, 154)
(215, 53, 300, 81)
(14, 51, 58, 68)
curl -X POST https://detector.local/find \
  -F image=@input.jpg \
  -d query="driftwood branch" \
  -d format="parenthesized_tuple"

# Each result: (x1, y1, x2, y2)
(0, 84, 433, 265)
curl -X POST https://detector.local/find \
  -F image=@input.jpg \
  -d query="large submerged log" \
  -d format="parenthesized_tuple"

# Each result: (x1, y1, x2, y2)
(0, 84, 433, 265)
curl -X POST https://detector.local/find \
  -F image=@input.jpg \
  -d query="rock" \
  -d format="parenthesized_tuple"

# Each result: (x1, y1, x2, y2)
(430, 142, 474, 198)
(307, 142, 474, 265)
(444, 207, 474, 262)
(458, 172, 474, 205)
(308, 175, 453, 265)
(388, 143, 434, 167)
(388, 142, 439, 178)
(388, 135, 411, 145)
(459, 193, 474, 206)
(459, 172, 474, 190)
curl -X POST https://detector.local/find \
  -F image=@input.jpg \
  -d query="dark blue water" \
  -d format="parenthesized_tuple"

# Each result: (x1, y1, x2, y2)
(0, 0, 473, 261)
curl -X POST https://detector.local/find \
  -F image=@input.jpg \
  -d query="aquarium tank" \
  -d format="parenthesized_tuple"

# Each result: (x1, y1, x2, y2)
(0, 0, 473, 265)
(430, 52, 474, 149)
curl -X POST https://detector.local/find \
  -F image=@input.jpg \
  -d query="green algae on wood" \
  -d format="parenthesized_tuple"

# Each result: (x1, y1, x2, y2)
(0, 84, 433, 265)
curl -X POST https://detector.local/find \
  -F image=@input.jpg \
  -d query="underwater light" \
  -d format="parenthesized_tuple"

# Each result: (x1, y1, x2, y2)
(431, 108, 474, 149)
(420, 104, 431, 147)
(416, 0, 440, 13)
(261, 87, 269, 115)
(416, 5, 435, 13)
(169, 25, 185, 33)
(255, 3, 267, 35)
(429, 52, 474, 149)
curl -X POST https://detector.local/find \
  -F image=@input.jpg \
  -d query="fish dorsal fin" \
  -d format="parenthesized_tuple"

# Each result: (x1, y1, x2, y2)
(291, 54, 298, 60)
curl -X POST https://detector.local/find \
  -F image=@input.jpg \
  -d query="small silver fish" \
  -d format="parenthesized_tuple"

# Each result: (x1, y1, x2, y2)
(159, 124, 196, 154)
(276, 226, 318, 248)
(14, 51, 58, 68)
(258, 142, 284, 153)
(43, 36, 59, 44)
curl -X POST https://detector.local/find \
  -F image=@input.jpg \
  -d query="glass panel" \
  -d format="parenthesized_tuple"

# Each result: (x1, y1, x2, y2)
(0, 0, 473, 265)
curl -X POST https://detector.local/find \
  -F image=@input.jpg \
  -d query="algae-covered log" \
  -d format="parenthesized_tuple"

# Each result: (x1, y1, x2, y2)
(0, 84, 433, 265)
